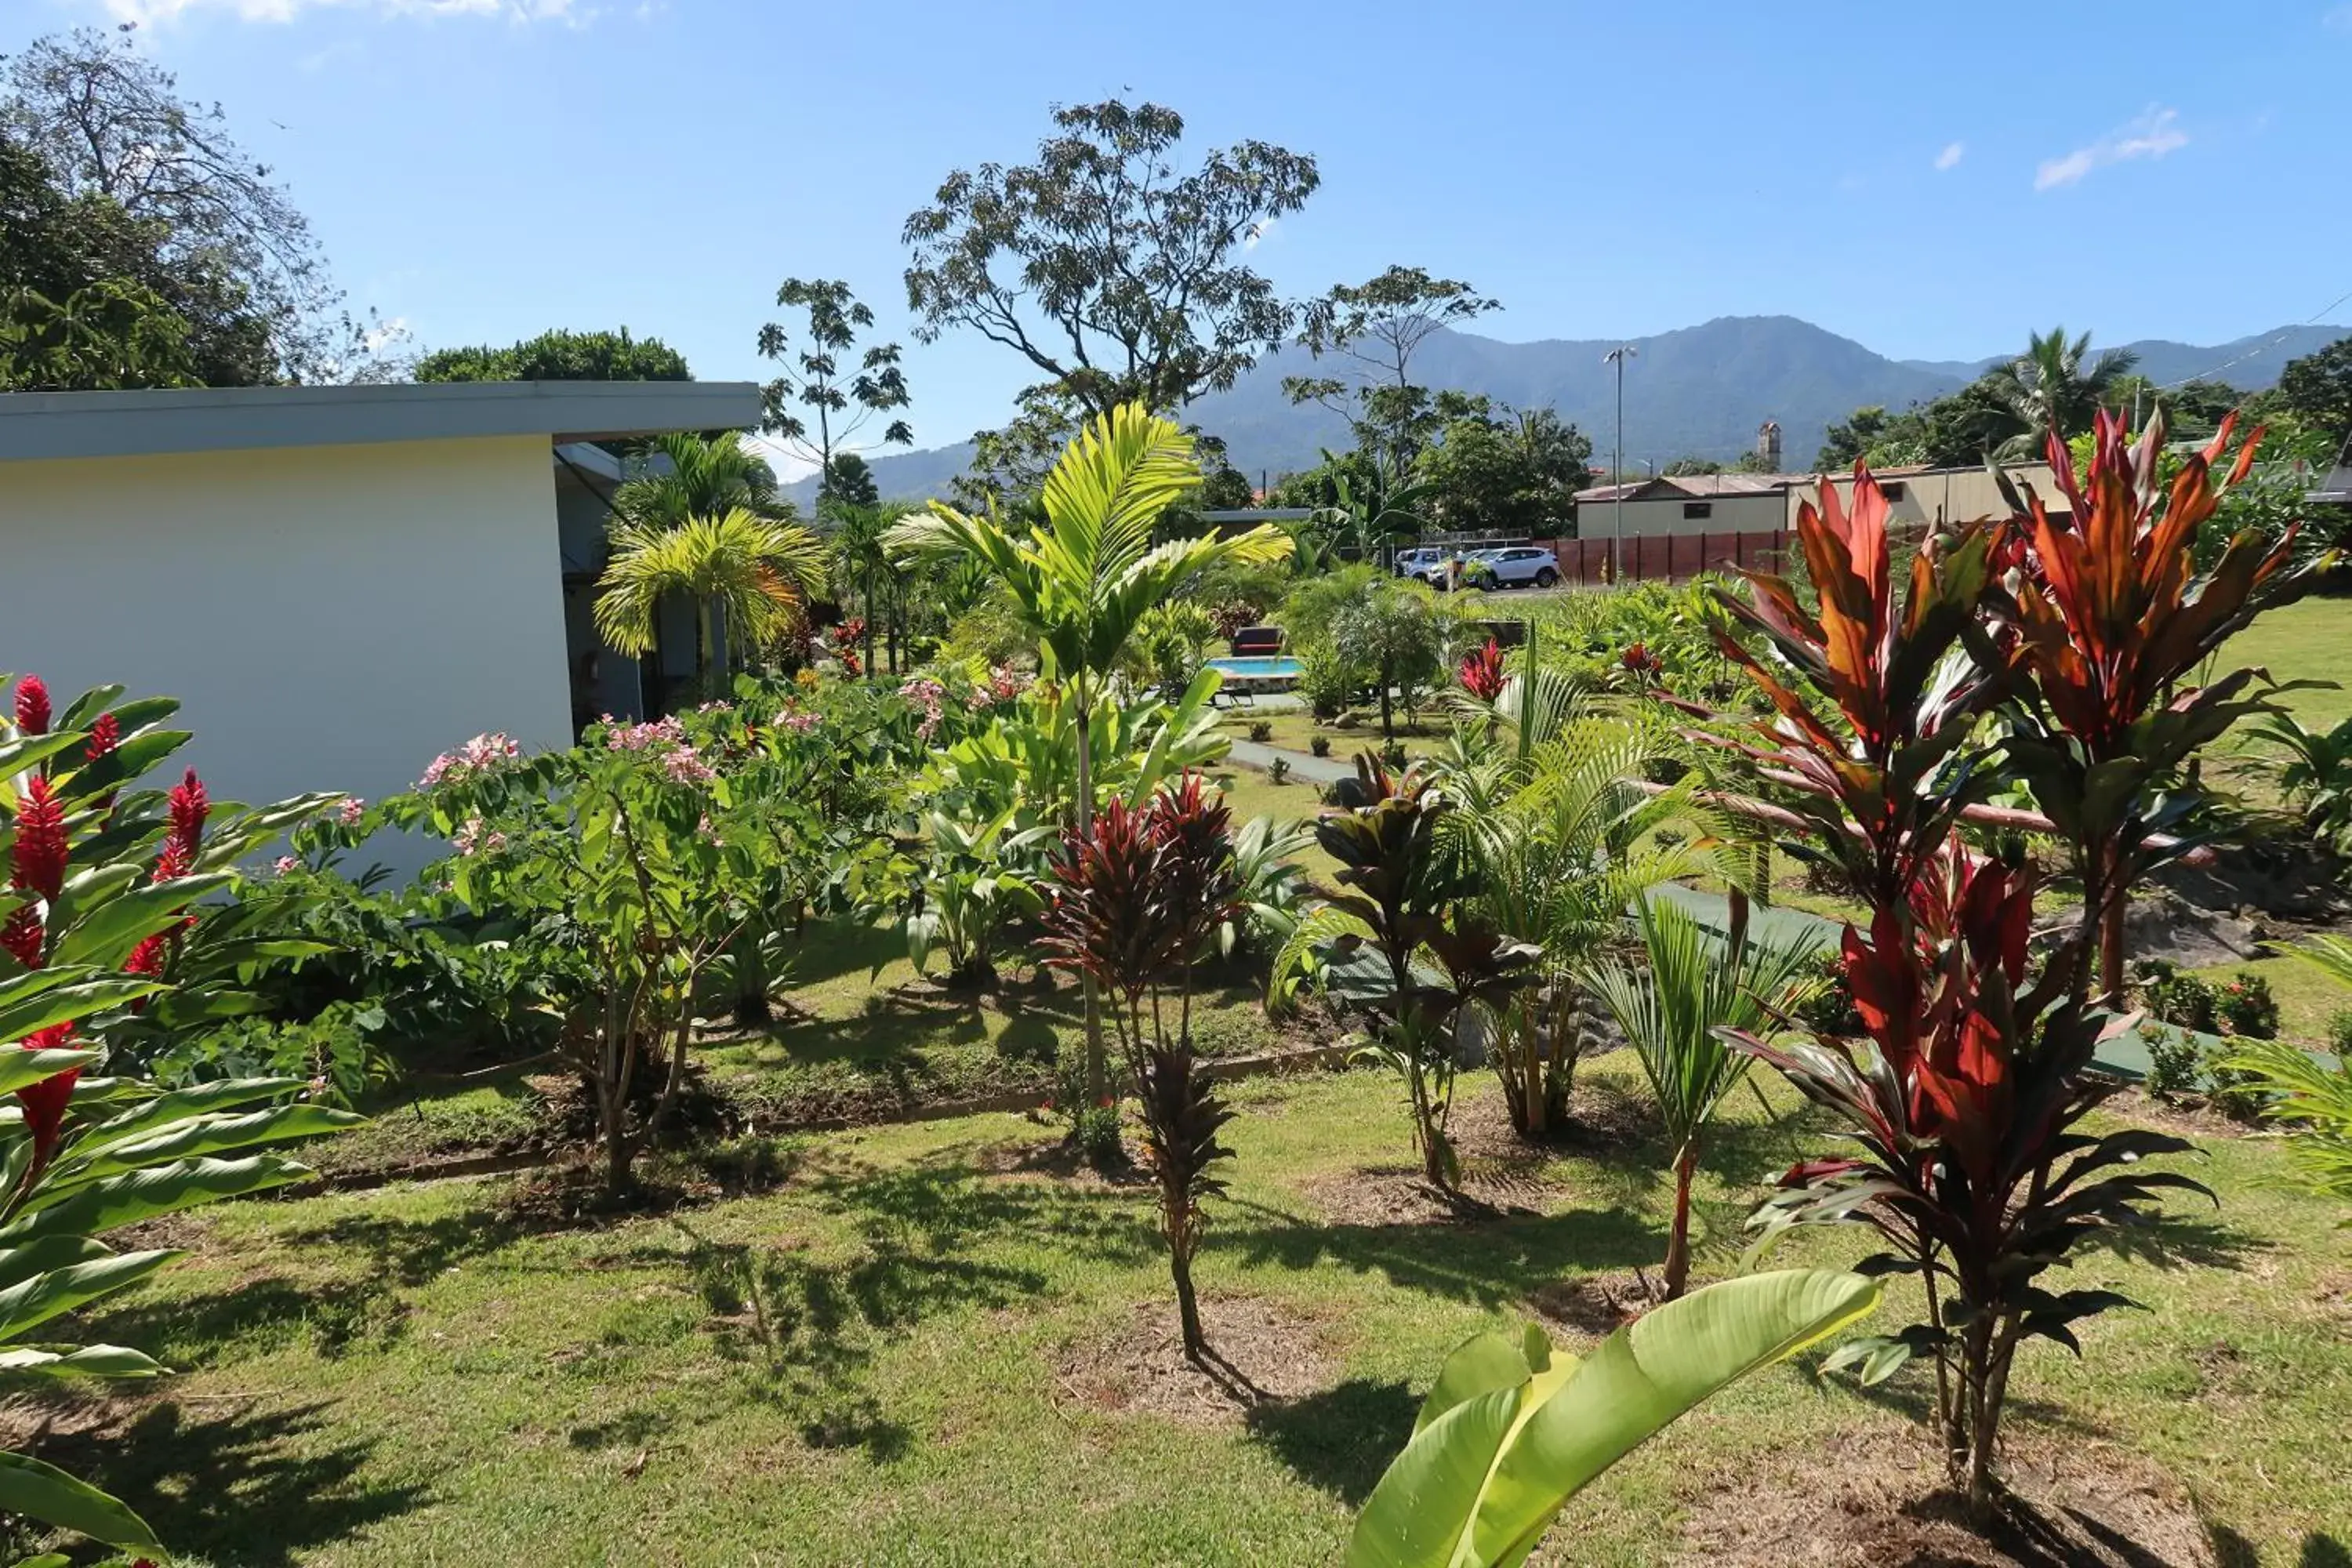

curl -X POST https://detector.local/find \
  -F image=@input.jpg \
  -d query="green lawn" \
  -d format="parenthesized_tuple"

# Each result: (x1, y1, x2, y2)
(1216, 706, 1447, 764)
(57, 1062, 2352, 1566)
(2223, 593, 2352, 730)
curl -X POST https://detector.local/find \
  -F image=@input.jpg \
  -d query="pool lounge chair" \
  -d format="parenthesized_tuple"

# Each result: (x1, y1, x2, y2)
(1229, 626, 1284, 656)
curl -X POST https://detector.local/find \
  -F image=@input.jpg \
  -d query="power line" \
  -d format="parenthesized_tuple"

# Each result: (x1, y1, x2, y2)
(2158, 285, 2352, 388)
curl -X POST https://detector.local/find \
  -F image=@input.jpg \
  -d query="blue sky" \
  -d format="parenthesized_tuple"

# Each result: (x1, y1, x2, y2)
(15, 0, 2352, 471)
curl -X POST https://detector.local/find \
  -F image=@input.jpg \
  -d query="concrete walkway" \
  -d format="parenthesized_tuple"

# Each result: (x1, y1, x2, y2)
(1224, 738, 1352, 786)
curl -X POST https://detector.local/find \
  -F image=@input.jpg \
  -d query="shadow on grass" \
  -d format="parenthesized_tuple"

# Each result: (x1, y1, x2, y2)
(1244, 1377, 1416, 1506)
(37, 1399, 426, 1568)
(2303, 1535, 2352, 1568)
(2081, 1212, 2268, 1272)
(1218, 1194, 1660, 1305)
(659, 1155, 1164, 1461)
(1801, 1358, 2105, 1439)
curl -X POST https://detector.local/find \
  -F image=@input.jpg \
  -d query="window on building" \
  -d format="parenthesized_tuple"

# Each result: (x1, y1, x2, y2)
(1882, 482, 1907, 502)
(1682, 502, 1712, 520)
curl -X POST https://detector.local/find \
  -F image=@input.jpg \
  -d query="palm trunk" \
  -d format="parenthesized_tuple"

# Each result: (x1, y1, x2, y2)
(1662, 1142, 1698, 1299)
(1171, 1243, 1206, 1362)
(1075, 675, 1109, 1109)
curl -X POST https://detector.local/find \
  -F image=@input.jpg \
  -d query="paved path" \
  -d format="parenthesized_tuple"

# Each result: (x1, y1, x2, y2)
(1224, 738, 1352, 786)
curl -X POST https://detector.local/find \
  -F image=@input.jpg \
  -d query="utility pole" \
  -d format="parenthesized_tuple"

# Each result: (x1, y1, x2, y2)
(1603, 345, 1638, 584)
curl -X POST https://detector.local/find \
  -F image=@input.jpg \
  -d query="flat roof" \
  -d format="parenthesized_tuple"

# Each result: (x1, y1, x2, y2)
(0, 379, 761, 464)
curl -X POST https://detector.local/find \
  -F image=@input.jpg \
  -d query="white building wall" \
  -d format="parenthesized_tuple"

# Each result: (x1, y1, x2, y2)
(1588, 492, 1789, 538)
(0, 434, 572, 874)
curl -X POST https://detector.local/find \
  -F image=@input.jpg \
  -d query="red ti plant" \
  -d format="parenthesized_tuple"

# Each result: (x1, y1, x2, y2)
(1708, 476, 2216, 1514)
(1040, 773, 1246, 1362)
(1989, 410, 2314, 1003)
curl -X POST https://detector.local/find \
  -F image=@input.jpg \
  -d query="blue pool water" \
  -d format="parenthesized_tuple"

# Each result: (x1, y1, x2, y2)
(1207, 655, 1304, 681)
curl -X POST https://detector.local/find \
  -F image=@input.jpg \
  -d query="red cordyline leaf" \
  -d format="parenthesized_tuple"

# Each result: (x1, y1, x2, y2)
(12, 676, 49, 737)
(15, 1022, 80, 1177)
(10, 775, 68, 903)
(1457, 639, 1505, 701)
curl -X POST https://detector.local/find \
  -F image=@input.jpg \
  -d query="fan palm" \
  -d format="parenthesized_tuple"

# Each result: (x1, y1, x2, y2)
(886, 403, 1294, 1099)
(1582, 894, 1822, 1298)
(1987, 326, 2140, 458)
(595, 507, 828, 680)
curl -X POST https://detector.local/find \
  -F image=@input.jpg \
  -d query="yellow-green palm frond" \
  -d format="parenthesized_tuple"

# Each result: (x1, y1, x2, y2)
(1036, 404, 1200, 596)
(594, 506, 826, 656)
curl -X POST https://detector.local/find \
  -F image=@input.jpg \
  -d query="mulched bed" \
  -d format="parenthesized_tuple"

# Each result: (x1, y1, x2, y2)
(1671, 1423, 2217, 1567)
(1303, 1166, 1544, 1227)
(1525, 1268, 1672, 1345)
(1053, 1297, 1336, 1428)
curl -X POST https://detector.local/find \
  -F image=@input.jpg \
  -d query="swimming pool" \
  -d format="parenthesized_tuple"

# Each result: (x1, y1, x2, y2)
(1206, 655, 1304, 681)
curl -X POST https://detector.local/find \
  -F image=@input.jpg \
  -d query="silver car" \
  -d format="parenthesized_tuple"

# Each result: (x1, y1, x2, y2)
(1475, 546, 1561, 589)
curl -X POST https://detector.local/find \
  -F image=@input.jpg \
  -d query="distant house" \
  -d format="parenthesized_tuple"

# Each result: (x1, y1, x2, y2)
(1572, 474, 1795, 539)
(0, 379, 759, 869)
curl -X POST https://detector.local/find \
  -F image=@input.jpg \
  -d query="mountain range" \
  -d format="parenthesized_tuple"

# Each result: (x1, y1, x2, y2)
(784, 316, 2346, 507)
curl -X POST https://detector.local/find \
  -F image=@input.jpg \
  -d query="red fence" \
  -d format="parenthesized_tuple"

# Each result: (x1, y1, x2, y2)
(1547, 530, 1790, 587)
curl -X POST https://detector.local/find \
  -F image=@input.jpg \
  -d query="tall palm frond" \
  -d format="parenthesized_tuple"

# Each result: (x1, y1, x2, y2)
(611, 430, 783, 532)
(594, 506, 828, 661)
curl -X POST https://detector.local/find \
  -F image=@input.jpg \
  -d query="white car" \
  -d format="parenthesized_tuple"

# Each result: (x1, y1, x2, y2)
(1473, 546, 1560, 590)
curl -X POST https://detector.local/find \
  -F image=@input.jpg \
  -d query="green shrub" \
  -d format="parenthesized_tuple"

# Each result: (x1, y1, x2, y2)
(2325, 1007, 2352, 1058)
(2137, 960, 2219, 1034)
(2205, 1046, 2267, 1122)
(2218, 971, 2280, 1039)
(1268, 757, 1291, 786)
(1294, 641, 1367, 720)
(1247, 720, 1275, 743)
(1310, 735, 1332, 758)
(2140, 1023, 2201, 1098)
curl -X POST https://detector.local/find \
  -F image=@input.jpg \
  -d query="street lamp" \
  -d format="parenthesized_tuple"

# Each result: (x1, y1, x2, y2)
(1602, 345, 1638, 584)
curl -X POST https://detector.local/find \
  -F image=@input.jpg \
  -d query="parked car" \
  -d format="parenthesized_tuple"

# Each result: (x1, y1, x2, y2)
(1393, 548, 1441, 579)
(1475, 546, 1561, 589)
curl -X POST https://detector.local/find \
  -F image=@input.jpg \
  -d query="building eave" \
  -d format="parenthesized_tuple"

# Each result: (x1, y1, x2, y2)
(0, 379, 760, 464)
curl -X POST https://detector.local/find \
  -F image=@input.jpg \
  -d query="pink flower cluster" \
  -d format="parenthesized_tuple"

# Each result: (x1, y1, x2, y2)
(419, 732, 521, 788)
(776, 710, 822, 735)
(986, 664, 1027, 704)
(662, 747, 719, 786)
(273, 855, 299, 877)
(452, 816, 508, 858)
(899, 676, 949, 740)
(604, 716, 686, 752)
(338, 797, 365, 826)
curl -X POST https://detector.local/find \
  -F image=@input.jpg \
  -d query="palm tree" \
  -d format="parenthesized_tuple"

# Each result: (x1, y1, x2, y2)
(612, 430, 786, 530)
(1987, 326, 2140, 457)
(1582, 894, 1820, 1299)
(1450, 721, 1742, 1138)
(594, 507, 827, 682)
(886, 404, 1293, 1102)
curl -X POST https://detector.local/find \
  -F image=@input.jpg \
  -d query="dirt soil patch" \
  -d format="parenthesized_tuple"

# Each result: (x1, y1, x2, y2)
(967, 1131, 1150, 1190)
(1054, 1297, 1336, 1428)
(1671, 1424, 2216, 1568)
(1304, 1165, 1544, 1226)
(2105, 1087, 2263, 1141)
(1525, 1268, 1671, 1345)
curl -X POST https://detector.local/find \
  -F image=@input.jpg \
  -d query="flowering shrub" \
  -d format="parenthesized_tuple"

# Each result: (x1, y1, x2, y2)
(1457, 637, 1505, 701)
(0, 673, 358, 1552)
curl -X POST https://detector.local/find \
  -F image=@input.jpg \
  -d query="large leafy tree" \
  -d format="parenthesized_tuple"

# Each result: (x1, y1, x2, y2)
(757, 278, 914, 495)
(886, 405, 1292, 1102)
(1286, 265, 1499, 474)
(416, 327, 689, 383)
(903, 98, 1319, 480)
(2, 27, 397, 383)
(1417, 402, 1592, 537)
(2269, 334, 2352, 451)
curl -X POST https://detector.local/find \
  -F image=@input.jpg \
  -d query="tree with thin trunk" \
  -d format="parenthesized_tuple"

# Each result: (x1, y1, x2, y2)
(594, 508, 827, 684)
(1285, 264, 1499, 477)
(1582, 895, 1820, 1300)
(757, 278, 913, 483)
(885, 405, 1291, 1107)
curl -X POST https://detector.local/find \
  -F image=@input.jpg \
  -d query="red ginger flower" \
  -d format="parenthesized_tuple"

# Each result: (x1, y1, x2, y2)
(1457, 638, 1506, 701)
(85, 711, 118, 762)
(13, 676, 49, 736)
(168, 768, 209, 851)
(16, 1022, 80, 1177)
(0, 909, 40, 969)
(11, 775, 67, 903)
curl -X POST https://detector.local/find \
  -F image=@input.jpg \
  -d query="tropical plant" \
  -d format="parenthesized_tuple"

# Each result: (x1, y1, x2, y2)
(1294, 757, 1537, 1188)
(2213, 935, 2352, 1207)
(1449, 720, 1727, 1137)
(2216, 970, 2279, 1039)
(905, 806, 1047, 988)
(0, 673, 358, 1552)
(595, 507, 828, 688)
(755, 276, 914, 481)
(1218, 814, 1314, 960)
(886, 404, 1292, 1102)
(1984, 325, 2139, 456)
(2243, 710, 2352, 857)
(1345, 1269, 1881, 1568)
(1040, 776, 1247, 1355)
(1707, 470, 2220, 1511)
(391, 723, 767, 1195)
(1127, 600, 1218, 703)
(1582, 895, 1820, 1298)
(1992, 410, 2314, 1002)
(1331, 582, 1445, 740)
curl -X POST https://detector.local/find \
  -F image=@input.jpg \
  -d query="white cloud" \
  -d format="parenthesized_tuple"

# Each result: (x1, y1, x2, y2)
(1933, 141, 1965, 172)
(1243, 217, 1276, 252)
(2034, 107, 2188, 191)
(99, 0, 588, 24)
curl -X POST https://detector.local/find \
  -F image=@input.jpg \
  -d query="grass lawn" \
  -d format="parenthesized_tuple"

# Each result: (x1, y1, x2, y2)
(2188, 949, 2348, 1051)
(2223, 594, 2352, 731)
(1216, 706, 1447, 764)
(59, 1062, 2352, 1566)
